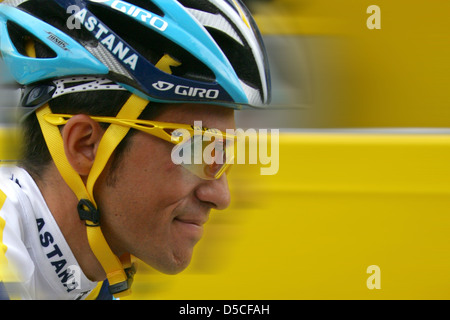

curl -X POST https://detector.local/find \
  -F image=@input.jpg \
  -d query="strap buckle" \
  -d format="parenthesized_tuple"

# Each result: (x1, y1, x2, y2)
(108, 264, 136, 296)
(77, 199, 100, 227)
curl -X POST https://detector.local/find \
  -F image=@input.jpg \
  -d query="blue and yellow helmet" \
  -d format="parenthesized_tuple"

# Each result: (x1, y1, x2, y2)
(0, 0, 271, 111)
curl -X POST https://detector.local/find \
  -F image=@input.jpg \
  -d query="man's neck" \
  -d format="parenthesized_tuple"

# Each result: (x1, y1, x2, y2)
(33, 163, 107, 282)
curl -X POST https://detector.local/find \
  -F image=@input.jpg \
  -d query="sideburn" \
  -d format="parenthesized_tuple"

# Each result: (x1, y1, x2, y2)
(105, 129, 137, 187)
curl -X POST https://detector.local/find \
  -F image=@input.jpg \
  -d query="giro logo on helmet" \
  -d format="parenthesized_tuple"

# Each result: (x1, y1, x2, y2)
(175, 86, 220, 99)
(152, 81, 175, 91)
(152, 81, 220, 100)
(90, 0, 168, 32)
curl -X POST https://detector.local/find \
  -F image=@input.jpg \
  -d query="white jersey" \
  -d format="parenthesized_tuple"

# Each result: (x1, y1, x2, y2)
(0, 166, 110, 300)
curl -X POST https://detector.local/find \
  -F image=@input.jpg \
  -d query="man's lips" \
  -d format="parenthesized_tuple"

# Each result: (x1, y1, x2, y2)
(173, 215, 208, 241)
(174, 216, 208, 227)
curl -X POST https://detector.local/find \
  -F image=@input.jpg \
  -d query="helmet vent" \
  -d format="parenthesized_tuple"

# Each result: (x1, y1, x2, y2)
(205, 26, 261, 93)
(7, 21, 56, 59)
(187, 7, 244, 46)
(177, 0, 219, 14)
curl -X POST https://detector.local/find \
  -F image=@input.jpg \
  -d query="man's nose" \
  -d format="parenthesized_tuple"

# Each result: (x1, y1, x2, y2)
(195, 173, 231, 210)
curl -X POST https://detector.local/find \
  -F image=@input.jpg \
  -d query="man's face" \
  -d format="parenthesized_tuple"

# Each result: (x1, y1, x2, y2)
(94, 103, 235, 274)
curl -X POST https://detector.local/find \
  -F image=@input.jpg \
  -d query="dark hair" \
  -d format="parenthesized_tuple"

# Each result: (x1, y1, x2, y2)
(20, 90, 126, 179)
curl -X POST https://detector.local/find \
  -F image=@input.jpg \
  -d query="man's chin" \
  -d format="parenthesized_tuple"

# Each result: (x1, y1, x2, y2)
(145, 250, 194, 275)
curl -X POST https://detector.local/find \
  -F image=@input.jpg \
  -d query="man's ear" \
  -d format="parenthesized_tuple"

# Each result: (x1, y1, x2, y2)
(61, 114, 104, 178)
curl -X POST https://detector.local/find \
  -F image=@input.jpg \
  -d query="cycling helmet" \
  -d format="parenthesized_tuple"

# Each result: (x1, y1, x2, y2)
(0, 0, 271, 110)
(0, 0, 271, 298)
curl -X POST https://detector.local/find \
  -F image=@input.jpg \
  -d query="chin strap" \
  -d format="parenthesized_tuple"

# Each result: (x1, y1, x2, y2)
(36, 94, 148, 298)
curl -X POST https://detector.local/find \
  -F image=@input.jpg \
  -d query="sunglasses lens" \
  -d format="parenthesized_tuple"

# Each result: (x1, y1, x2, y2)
(171, 135, 234, 180)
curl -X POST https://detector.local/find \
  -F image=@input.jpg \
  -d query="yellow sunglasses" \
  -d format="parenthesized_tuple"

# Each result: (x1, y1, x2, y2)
(44, 113, 236, 180)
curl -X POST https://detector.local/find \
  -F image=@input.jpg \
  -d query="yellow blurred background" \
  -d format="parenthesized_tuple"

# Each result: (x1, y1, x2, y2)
(1, 0, 450, 300)
(128, 133, 450, 300)
(123, 0, 450, 300)
(238, 0, 450, 128)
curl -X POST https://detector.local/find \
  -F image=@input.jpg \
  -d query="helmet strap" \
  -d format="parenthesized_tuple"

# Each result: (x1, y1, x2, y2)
(36, 94, 148, 298)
